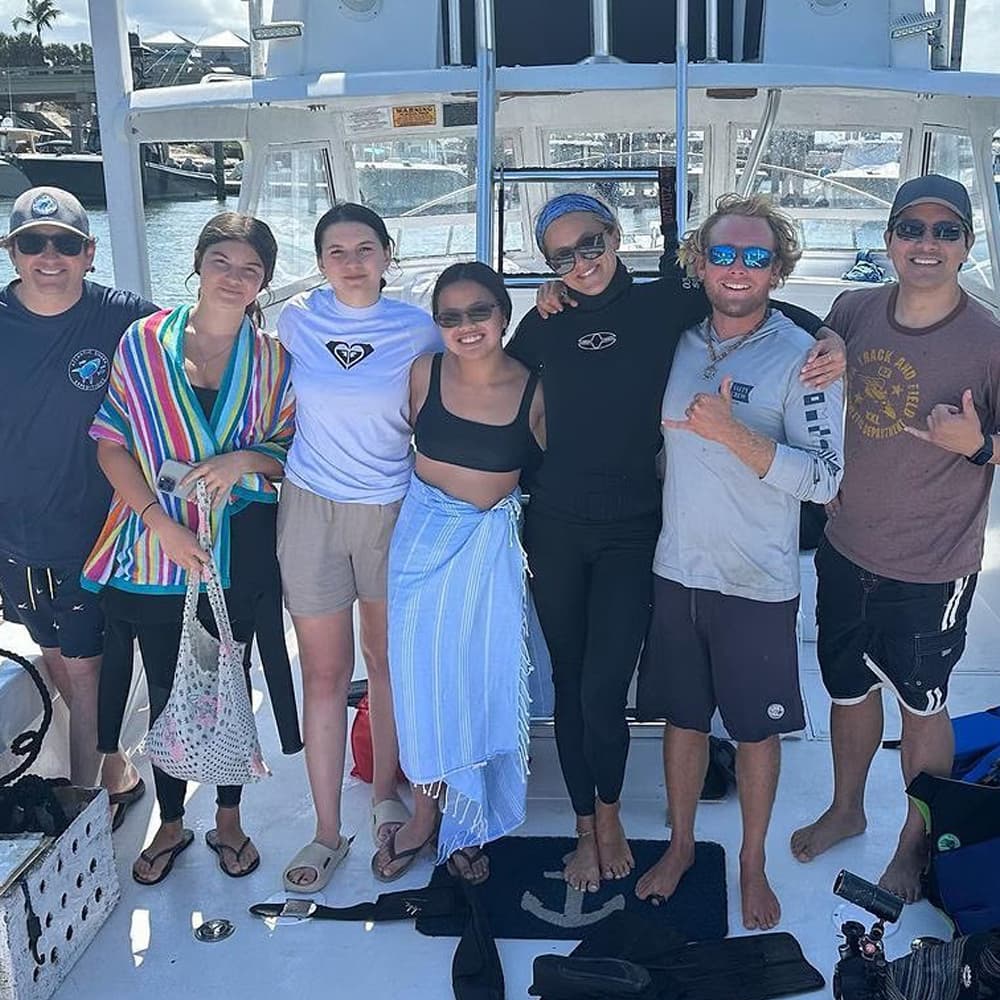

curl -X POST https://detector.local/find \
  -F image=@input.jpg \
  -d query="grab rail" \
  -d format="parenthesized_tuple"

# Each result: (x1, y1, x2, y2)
(474, 0, 497, 264)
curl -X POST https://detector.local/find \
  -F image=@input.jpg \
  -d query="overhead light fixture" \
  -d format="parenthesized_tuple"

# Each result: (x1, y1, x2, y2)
(890, 12, 943, 39)
(251, 21, 303, 41)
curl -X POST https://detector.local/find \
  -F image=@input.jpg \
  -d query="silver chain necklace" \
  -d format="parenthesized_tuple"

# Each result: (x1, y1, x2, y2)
(701, 314, 769, 379)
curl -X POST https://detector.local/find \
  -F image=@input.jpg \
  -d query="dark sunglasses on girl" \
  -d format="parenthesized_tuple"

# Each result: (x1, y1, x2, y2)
(13, 231, 89, 257)
(707, 244, 774, 269)
(545, 232, 607, 276)
(435, 302, 501, 328)
(891, 219, 967, 243)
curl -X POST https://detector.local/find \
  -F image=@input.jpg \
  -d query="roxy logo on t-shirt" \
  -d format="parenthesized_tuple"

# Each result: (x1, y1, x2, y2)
(326, 340, 375, 370)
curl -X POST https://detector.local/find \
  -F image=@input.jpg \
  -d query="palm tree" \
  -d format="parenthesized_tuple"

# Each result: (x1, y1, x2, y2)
(11, 0, 62, 42)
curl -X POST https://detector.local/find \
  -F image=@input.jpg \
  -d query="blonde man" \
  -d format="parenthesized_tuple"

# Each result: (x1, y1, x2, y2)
(635, 194, 844, 929)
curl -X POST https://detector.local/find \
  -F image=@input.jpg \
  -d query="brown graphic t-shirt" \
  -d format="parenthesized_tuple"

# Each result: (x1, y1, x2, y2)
(824, 285, 1000, 584)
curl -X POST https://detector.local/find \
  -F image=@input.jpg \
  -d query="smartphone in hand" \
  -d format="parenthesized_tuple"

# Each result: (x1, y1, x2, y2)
(155, 459, 197, 500)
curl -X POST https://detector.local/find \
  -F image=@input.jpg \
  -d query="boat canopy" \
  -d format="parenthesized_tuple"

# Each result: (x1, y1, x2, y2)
(88, 1, 1000, 313)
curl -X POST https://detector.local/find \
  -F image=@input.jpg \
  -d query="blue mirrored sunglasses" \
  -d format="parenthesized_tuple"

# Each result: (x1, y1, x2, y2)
(707, 244, 774, 269)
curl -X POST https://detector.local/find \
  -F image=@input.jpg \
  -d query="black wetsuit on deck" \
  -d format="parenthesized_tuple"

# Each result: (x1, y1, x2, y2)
(506, 260, 821, 816)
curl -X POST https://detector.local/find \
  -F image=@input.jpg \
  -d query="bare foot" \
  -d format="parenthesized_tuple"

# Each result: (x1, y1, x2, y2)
(879, 837, 927, 903)
(595, 800, 634, 879)
(740, 862, 781, 930)
(635, 839, 694, 903)
(564, 829, 601, 893)
(790, 807, 866, 862)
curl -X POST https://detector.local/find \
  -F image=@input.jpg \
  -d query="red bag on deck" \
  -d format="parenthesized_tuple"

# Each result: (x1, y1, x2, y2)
(350, 695, 375, 782)
(349, 695, 407, 783)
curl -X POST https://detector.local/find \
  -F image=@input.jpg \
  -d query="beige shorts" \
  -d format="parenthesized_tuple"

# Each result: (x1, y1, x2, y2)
(277, 480, 403, 617)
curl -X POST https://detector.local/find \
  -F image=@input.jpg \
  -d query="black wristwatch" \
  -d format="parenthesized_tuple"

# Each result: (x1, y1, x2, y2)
(966, 435, 994, 466)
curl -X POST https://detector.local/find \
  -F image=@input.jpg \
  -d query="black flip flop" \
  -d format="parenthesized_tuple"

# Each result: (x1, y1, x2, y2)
(132, 829, 194, 886)
(109, 776, 146, 832)
(205, 830, 261, 878)
(446, 846, 490, 886)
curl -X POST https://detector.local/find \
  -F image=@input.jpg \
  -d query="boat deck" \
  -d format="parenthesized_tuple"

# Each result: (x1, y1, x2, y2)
(3, 572, 993, 999)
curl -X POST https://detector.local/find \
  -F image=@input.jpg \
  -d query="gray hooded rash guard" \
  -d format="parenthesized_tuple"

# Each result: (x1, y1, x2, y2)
(654, 310, 845, 603)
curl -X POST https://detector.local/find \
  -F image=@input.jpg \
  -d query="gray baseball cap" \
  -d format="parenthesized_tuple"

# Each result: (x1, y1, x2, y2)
(6, 186, 91, 241)
(888, 174, 973, 230)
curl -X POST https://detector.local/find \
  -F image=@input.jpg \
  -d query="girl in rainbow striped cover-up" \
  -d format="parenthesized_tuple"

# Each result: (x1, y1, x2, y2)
(82, 213, 295, 886)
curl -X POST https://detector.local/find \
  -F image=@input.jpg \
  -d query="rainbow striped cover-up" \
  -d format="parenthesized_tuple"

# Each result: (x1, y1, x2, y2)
(82, 305, 294, 594)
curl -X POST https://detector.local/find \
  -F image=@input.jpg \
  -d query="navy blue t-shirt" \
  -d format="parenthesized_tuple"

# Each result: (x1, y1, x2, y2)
(0, 280, 158, 565)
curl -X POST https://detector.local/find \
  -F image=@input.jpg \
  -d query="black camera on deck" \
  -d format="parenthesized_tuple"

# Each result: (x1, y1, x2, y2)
(831, 870, 904, 1000)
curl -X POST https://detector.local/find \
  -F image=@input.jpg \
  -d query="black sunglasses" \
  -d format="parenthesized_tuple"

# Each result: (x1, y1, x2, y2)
(435, 302, 501, 328)
(891, 219, 967, 243)
(13, 231, 89, 257)
(545, 231, 608, 276)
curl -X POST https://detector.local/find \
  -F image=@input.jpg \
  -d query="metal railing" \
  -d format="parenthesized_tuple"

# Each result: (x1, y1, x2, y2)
(466, 0, 720, 269)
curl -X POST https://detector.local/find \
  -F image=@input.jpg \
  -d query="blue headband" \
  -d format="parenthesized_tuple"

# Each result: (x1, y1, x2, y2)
(534, 194, 617, 251)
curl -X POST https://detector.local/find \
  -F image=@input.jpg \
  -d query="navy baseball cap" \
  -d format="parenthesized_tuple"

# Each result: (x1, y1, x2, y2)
(6, 187, 91, 241)
(888, 174, 973, 230)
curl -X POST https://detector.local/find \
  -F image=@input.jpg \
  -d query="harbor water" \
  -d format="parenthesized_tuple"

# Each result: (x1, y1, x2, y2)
(0, 196, 321, 309)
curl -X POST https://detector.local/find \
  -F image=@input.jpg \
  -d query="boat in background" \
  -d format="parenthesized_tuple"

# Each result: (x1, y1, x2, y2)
(11, 142, 234, 205)
(0, 123, 55, 197)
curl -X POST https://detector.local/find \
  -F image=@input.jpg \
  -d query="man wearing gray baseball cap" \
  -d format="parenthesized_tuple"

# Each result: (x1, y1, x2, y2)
(1, 187, 157, 826)
(792, 174, 1000, 903)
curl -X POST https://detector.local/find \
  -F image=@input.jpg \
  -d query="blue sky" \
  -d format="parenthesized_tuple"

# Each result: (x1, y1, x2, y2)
(0, 0, 997, 71)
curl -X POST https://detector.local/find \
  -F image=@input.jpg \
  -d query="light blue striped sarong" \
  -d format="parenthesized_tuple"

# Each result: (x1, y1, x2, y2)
(388, 472, 532, 862)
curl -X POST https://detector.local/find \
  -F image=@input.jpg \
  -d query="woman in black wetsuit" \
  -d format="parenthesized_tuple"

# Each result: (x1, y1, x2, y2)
(505, 192, 843, 893)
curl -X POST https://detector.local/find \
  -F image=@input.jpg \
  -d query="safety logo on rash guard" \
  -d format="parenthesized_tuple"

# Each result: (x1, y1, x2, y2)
(67, 349, 110, 391)
(577, 331, 617, 351)
(326, 341, 375, 370)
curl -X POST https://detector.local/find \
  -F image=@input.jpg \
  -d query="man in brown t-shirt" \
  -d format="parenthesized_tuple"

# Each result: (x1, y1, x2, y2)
(790, 175, 1000, 902)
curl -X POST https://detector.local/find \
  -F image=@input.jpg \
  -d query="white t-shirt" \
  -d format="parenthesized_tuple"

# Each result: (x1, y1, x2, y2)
(277, 286, 441, 504)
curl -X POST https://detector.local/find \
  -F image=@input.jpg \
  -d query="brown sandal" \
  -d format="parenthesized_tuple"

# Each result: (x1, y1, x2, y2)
(446, 845, 490, 885)
(371, 827, 437, 883)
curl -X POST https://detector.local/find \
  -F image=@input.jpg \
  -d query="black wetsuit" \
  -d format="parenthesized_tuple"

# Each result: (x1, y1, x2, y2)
(506, 261, 820, 816)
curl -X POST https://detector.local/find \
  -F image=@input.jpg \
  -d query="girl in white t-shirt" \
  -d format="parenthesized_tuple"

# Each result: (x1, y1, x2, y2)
(276, 204, 441, 892)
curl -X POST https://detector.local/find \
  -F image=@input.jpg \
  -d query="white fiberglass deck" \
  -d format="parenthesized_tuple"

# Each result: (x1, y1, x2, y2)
(4, 568, 995, 999)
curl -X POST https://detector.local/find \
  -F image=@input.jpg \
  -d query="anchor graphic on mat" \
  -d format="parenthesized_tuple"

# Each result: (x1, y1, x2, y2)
(521, 858, 625, 929)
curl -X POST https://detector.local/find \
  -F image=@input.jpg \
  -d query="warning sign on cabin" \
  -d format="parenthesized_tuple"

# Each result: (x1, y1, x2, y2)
(391, 104, 438, 128)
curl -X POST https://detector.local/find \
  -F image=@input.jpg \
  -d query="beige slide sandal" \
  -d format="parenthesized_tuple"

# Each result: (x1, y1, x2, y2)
(282, 835, 352, 893)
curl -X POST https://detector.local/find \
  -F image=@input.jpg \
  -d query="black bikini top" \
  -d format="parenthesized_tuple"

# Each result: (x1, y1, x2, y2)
(414, 353, 539, 474)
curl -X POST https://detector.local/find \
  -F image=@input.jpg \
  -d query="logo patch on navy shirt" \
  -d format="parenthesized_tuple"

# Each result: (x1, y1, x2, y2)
(729, 381, 754, 404)
(577, 331, 617, 351)
(67, 348, 110, 391)
(326, 341, 374, 370)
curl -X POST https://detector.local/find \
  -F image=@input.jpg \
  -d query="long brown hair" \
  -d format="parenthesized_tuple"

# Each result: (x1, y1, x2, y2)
(191, 212, 278, 327)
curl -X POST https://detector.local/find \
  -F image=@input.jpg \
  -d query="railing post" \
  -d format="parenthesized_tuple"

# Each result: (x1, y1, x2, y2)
(581, 0, 622, 64)
(474, 0, 496, 265)
(246, 0, 265, 77)
(86, 0, 151, 298)
(448, 0, 463, 65)
(705, 0, 720, 62)
(675, 0, 689, 237)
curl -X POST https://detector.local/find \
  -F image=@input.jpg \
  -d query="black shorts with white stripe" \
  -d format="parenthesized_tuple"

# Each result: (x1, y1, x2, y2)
(814, 537, 976, 716)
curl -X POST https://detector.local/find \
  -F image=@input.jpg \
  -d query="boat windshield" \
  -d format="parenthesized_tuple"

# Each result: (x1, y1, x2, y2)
(742, 128, 905, 253)
(350, 135, 520, 262)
